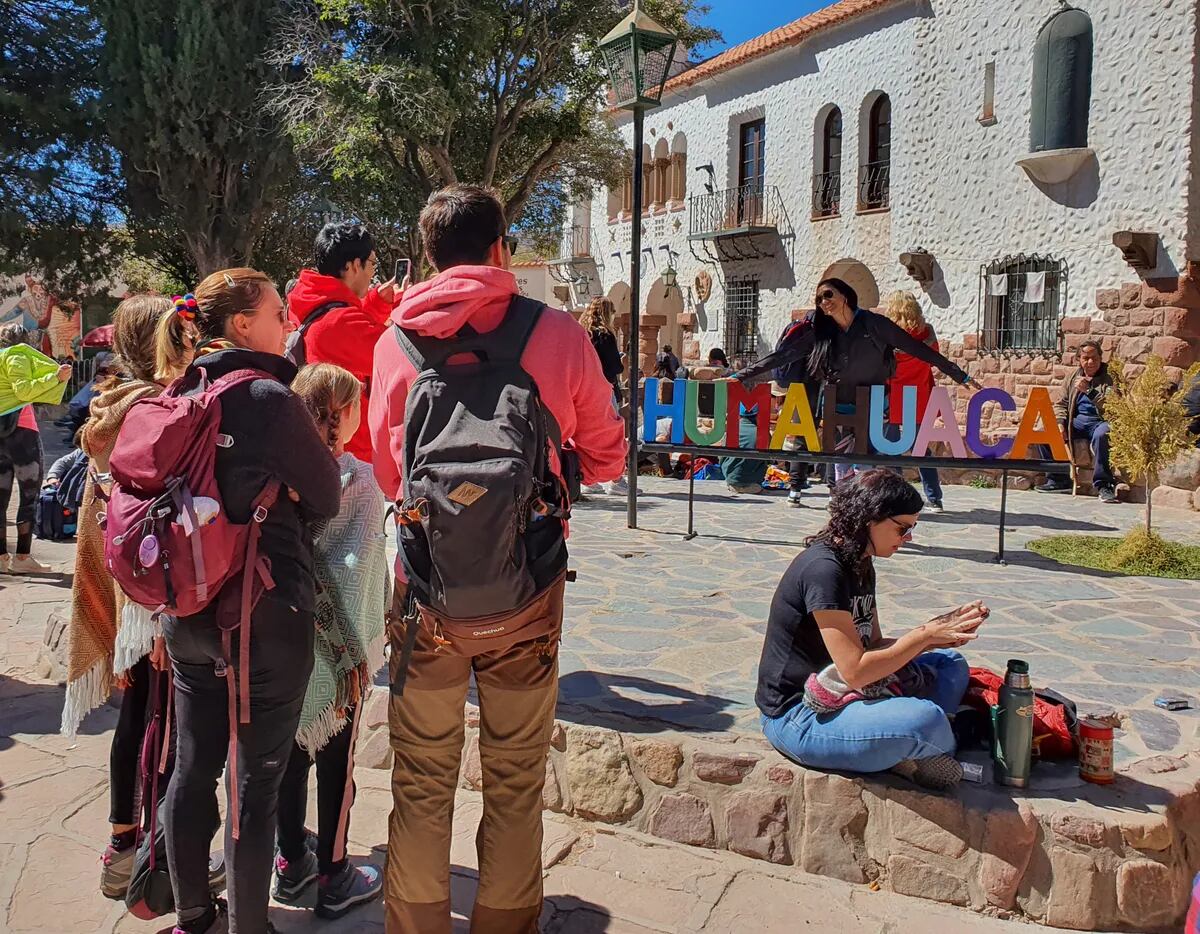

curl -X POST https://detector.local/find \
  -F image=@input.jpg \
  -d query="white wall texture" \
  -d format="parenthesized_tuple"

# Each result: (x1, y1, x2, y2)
(583, 0, 1199, 359)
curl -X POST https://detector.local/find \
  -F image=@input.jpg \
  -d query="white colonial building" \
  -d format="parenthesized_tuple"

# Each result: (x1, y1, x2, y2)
(557, 0, 1200, 400)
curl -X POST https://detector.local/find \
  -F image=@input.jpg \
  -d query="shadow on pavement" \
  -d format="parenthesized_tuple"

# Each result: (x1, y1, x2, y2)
(0, 675, 114, 738)
(917, 507, 1117, 533)
(557, 671, 736, 734)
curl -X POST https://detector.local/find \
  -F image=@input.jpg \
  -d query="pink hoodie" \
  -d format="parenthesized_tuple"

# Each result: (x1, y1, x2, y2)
(369, 265, 627, 506)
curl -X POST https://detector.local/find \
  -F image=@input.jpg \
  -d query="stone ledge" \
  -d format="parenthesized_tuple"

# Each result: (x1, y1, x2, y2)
(358, 686, 1200, 931)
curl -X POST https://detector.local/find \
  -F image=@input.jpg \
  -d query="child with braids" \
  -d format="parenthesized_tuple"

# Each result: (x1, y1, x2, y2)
(273, 363, 387, 919)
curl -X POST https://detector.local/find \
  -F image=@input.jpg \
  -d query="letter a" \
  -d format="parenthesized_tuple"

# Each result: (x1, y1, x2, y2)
(769, 383, 821, 451)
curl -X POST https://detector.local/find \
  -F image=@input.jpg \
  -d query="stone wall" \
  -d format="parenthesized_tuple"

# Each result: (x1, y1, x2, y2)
(357, 686, 1200, 932)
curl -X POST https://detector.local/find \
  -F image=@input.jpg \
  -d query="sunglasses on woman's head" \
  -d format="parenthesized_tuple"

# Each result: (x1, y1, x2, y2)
(887, 517, 918, 536)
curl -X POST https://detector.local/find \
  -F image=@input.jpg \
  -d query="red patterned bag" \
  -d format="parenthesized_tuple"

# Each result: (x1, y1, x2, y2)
(964, 667, 1079, 759)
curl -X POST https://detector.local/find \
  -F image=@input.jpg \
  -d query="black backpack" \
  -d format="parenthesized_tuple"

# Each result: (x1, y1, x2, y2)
(284, 301, 347, 368)
(392, 296, 568, 620)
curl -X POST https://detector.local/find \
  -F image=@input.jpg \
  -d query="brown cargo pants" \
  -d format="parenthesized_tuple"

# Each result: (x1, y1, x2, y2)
(385, 599, 560, 934)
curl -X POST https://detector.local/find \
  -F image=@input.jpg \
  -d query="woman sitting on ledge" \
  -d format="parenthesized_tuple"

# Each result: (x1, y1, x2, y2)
(756, 469, 987, 790)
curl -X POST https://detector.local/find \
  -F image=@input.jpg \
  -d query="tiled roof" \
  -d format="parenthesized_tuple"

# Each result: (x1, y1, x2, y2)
(664, 0, 900, 95)
(511, 259, 547, 268)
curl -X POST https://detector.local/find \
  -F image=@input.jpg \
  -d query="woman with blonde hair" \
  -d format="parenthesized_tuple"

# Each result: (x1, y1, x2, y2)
(882, 291, 944, 511)
(272, 362, 386, 919)
(60, 294, 198, 900)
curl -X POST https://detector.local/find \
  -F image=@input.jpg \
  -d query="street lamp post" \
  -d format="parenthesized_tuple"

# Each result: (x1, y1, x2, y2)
(598, 2, 679, 529)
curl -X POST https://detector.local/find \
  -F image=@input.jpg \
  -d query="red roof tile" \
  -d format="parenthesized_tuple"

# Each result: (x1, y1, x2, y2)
(665, 0, 900, 95)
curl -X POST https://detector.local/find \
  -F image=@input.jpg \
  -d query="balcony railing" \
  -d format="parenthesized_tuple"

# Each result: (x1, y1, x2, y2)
(554, 225, 595, 261)
(688, 184, 790, 239)
(812, 171, 841, 218)
(859, 160, 891, 210)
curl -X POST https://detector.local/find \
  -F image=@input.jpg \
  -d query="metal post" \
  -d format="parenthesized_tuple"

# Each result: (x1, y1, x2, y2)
(684, 465, 697, 541)
(627, 108, 645, 529)
(995, 469, 1009, 564)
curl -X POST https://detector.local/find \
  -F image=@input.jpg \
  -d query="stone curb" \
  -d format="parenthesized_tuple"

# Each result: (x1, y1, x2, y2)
(359, 685, 1199, 931)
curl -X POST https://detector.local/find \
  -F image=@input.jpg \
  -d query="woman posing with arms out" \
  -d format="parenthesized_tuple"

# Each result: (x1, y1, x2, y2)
(882, 291, 946, 512)
(730, 278, 980, 482)
(59, 295, 197, 898)
(272, 363, 387, 920)
(756, 469, 988, 790)
(164, 270, 342, 934)
(0, 322, 71, 573)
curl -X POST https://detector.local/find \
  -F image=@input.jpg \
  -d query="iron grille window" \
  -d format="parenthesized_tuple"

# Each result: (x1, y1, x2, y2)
(813, 108, 842, 217)
(977, 254, 1067, 353)
(724, 278, 760, 368)
(860, 95, 891, 209)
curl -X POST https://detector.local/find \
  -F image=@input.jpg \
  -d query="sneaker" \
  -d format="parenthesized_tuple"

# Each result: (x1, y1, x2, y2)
(891, 754, 963, 791)
(8, 554, 53, 574)
(100, 840, 137, 899)
(605, 476, 629, 495)
(580, 483, 604, 495)
(1097, 485, 1119, 505)
(1034, 480, 1071, 494)
(316, 861, 383, 920)
(927, 500, 944, 513)
(171, 899, 228, 934)
(272, 846, 319, 905)
(787, 490, 804, 508)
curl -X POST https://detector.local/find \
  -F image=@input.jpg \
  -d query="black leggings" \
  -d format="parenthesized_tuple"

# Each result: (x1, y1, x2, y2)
(0, 426, 43, 555)
(109, 656, 175, 826)
(164, 596, 314, 934)
(276, 705, 358, 877)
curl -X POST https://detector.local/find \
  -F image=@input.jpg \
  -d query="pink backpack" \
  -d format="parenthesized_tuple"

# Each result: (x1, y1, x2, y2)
(101, 365, 281, 838)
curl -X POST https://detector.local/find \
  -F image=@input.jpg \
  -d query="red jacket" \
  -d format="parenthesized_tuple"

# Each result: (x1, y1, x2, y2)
(287, 269, 395, 461)
(887, 323, 938, 424)
(369, 264, 627, 516)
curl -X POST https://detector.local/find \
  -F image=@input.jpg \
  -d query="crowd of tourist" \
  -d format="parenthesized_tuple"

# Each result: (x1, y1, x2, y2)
(0, 178, 1192, 934)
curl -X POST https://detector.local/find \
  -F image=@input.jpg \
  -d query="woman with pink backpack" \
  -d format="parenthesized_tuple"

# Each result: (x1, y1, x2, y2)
(154, 269, 342, 934)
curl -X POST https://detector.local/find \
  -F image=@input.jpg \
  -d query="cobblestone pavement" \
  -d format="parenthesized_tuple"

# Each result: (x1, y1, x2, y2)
(552, 478, 1200, 766)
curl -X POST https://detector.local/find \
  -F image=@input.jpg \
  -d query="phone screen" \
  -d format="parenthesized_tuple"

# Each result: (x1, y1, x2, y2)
(394, 258, 410, 283)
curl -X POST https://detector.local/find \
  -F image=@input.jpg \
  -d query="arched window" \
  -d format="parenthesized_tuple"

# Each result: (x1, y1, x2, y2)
(861, 94, 891, 209)
(1031, 9, 1093, 152)
(812, 106, 842, 218)
(669, 132, 688, 204)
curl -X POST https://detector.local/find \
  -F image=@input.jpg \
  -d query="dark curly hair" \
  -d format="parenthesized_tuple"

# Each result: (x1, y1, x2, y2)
(806, 468, 923, 569)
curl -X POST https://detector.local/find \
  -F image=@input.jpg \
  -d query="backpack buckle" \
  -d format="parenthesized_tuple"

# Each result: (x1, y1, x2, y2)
(253, 505, 269, 523)
(216, 434, 234, 448)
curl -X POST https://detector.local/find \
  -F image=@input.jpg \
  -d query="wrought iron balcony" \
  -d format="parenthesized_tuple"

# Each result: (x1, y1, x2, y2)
(812, 171, 840, 219)
(553, 225, 596, 262)
(688, 184, 790, 240)
(858, 160, 891, 210)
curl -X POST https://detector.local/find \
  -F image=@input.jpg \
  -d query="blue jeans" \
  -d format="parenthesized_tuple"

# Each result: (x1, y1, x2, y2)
(760, 649, 970, 773)
(918, 467, 943, 505)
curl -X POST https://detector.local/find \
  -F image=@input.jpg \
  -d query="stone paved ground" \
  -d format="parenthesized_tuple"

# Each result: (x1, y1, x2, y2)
(553, 478, 1200, 767)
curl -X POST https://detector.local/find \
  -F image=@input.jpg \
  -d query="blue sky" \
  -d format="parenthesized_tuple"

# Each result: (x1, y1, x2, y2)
(695, 1, 830, 56)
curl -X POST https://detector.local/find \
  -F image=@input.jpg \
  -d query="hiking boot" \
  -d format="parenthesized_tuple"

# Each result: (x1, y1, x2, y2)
(1034, 480, 1071, 494)
(272, 846, 319, 905)
(100, 840, 137, 899)
(315, 862, 383, 920)
(891, 754, 963, 792)
(1097, 485, 1119, 505)
(787, 490, 804, 507)
(170, 899, 228, 934)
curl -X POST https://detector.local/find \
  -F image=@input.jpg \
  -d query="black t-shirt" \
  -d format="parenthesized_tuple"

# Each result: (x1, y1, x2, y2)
(755, 541, 877, 718)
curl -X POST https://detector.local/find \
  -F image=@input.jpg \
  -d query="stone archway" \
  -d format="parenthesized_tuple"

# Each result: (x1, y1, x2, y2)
(645, 276, 685, 366)
(820, 258, 881, 310)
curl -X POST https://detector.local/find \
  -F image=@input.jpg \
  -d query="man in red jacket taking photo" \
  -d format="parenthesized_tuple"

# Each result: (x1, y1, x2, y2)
(287, 221, 404, 462)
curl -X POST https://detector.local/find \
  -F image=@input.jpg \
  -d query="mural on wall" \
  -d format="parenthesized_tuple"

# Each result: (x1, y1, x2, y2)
(0, 275, 83, 359)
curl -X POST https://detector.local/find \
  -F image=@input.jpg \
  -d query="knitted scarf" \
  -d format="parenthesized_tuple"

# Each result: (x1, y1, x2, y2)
(295, 453, 388, 756)
(802, 661, 931, 717)
(61, 378, 162, 738)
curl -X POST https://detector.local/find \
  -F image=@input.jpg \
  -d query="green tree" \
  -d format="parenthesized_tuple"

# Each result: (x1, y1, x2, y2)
(95, 0, 297, 276)
(270, 0, 717, 254)
(0, 0, 120, 295)
(1107, 355, 1200, 533)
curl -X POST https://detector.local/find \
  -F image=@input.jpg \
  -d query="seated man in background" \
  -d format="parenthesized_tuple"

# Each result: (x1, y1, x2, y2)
(1035, 339, 1118, 504)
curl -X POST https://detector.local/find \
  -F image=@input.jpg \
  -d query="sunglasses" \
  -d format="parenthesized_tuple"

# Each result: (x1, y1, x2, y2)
(888, 517, 918, 537)
(817, 290, 837, 302)
(502, 235, 519, 254)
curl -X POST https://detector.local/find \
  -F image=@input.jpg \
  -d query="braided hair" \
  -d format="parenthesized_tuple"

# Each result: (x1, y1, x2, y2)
(291, 363, 362, 452)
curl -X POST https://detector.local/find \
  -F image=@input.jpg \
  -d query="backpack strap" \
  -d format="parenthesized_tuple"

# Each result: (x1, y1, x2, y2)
(393, 295, 545, 370)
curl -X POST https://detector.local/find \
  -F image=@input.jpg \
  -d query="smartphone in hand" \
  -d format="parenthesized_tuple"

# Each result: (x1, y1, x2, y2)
(394, 258, 411, 284)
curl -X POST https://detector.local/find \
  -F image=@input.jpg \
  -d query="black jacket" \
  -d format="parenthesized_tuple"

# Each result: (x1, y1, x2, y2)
(734, 309, 969, 406)
(590, 329, 624, 387)
(190, 348, 342, 612)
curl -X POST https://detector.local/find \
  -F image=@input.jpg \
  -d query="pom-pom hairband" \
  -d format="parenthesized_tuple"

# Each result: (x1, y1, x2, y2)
(172, 294, 198, 322)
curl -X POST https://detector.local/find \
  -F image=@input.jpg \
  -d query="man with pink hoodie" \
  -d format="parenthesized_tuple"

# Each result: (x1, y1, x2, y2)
(369, 184, 626, 934)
